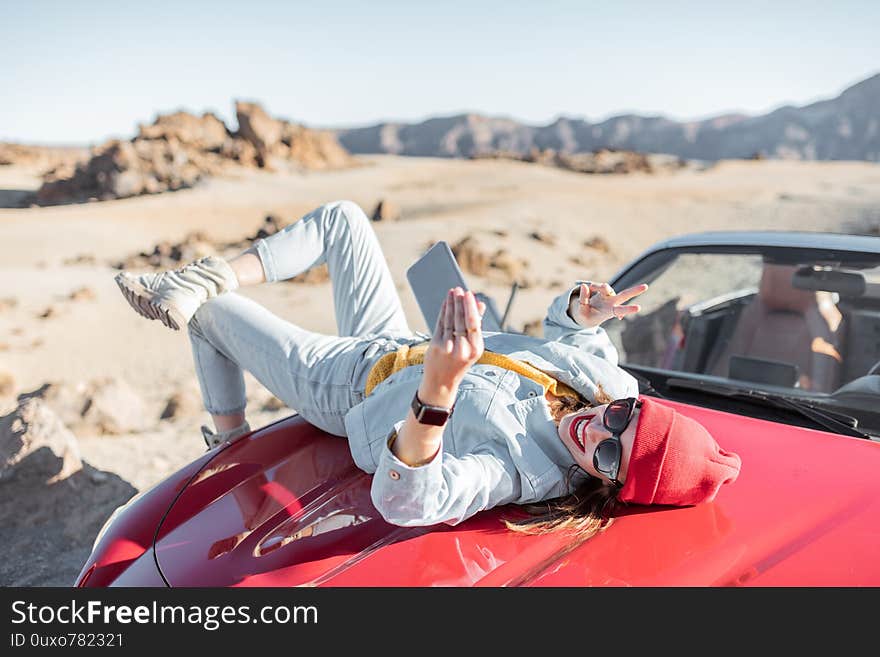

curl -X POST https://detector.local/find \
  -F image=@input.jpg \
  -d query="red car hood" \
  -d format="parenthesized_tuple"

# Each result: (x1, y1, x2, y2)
(154, 399, 880, 586)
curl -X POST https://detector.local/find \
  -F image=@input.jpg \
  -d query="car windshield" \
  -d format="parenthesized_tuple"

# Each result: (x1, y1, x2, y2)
(605, 246, 880, 435)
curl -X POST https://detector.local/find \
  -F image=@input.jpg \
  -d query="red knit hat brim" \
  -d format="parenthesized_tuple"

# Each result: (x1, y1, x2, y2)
(618, 399, 741, 506)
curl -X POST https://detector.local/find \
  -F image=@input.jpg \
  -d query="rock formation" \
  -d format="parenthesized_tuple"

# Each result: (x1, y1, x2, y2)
(451, 235, 531, 286)
(472, 147, 683, 175)
(0, 143, 88, 171)
(34, 102, 355, 205)
(0, 397, 138, 586)
(18, 378, 150, 437)
(371, 199, 401, 222)
(0, 398, 82, 483)
(160, 385, 203, 421)
(337, 72, 880, 163)
(234, 101, 352, 170)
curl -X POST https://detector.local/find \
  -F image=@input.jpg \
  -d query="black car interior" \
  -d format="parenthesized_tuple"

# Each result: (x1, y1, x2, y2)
(622, 255, 880, 395)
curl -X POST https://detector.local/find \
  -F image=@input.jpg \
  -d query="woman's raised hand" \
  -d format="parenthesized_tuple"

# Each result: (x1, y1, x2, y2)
(571, 281, 649, 328)
(423, 288, 486, 396)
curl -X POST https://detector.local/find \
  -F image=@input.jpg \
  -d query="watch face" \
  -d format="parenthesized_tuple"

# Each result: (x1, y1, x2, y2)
(418, 406, 450, 426)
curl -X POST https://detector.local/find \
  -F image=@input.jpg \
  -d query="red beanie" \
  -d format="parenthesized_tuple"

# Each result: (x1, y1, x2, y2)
(618, 398, 742, 506)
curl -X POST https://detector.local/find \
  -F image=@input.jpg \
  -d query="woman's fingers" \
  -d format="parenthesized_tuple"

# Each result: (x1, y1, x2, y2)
(442, 288, 456, 346)
(453, 288, 466, 336)
(425, 288, 483, 383)
(614, 283, 649, 304)
(434, 288, 483, 364)
(433, 295, 448, 337)
(614, 304, 641, 319)
(464, 291, 482, 333)
(463, 291, 483, 362)
(579, 283, 591, 305)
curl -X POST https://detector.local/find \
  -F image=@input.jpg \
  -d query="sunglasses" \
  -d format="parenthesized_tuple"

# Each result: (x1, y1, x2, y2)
(593, 397, 642, 488)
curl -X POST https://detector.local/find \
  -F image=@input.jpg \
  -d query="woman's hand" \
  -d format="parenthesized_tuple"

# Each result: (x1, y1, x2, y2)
(421, 287, 485, 404)
(570, 281, 649, 329)
(392, 288, 485, 467)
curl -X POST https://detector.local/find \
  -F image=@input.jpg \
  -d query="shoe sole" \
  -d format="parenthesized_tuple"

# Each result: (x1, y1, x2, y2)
(115, 272, 186, 331)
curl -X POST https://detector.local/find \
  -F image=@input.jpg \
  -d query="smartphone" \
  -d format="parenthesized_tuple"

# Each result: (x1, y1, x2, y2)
(407, 241, 505, 332)
(406, 241, 469, 331)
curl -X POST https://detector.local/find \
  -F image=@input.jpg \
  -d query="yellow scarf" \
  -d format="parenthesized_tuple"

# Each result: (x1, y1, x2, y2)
(365, 342, 580, 399)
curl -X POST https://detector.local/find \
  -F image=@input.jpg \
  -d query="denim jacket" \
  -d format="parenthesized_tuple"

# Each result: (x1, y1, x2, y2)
(343, 284, 640, 527)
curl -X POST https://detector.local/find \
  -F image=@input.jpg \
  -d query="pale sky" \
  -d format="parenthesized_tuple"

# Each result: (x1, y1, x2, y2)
(2, 0, 878, 144)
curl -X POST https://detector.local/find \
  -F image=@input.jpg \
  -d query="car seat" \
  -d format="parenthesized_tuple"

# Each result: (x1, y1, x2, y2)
(707, 263, 843, 392)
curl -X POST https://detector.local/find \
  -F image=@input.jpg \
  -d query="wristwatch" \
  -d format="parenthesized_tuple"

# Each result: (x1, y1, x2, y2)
(411, 391, 454, 426)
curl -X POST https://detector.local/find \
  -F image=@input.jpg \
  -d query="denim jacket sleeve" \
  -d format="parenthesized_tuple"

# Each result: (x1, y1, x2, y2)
(370, 421, 523, 527)
(542, 283, 620, 365)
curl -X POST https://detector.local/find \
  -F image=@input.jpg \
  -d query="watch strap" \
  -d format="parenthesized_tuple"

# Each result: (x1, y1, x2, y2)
(411, 390, 454, 426)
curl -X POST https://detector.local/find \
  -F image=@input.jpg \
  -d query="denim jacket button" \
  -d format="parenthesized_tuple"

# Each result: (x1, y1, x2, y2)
(389, 470, 400, 480)
(527, 390, 537, 397)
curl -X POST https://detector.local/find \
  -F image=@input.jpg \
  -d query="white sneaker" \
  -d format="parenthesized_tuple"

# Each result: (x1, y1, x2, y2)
(114, 256, 239, 330)
(201, 421, 251, 449)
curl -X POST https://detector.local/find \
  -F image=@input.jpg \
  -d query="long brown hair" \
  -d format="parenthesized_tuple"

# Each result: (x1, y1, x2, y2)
(504, 383, 621, 538)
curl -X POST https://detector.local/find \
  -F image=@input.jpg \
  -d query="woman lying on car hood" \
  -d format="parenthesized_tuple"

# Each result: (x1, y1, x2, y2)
(115, 200, 741, 539)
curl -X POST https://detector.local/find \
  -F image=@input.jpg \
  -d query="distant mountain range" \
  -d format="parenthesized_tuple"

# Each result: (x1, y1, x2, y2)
(336, 73, 880, 162)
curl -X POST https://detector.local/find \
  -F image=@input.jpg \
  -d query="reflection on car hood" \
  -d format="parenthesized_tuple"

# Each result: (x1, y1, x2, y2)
(154, 400, 880, 586)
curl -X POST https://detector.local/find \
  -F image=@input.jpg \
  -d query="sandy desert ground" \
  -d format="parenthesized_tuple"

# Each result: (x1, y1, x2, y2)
(2, 154, 880, 585)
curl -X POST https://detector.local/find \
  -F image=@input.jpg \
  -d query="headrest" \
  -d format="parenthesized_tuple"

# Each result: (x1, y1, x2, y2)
(759, 264, 816, 313)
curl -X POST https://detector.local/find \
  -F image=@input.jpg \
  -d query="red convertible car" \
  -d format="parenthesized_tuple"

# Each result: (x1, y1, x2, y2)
(76, 231, 880, 587)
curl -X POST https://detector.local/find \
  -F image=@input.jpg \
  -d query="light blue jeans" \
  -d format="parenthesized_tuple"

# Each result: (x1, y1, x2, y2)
(187, 201, 425, 436)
